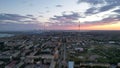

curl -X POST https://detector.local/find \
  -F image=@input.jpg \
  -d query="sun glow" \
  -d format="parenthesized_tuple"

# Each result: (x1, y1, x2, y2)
(69, 21, 120, 30)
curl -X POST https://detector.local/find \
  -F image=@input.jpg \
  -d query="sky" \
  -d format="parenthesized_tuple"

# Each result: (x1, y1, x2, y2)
(0, 0, 120, 31)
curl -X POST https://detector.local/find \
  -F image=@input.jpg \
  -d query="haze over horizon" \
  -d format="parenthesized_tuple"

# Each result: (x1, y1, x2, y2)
(0, 0, 120, 31)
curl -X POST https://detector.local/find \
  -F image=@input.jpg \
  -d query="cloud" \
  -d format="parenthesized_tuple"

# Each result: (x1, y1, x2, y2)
(49, 5, 120, 27)
(46, 10, 50, 13)
(26, 14, 34, 17)
(114, 10, 120, 15)
(85, 7, 98, 15)
(56, 5, 63, 7)
(45, 7, 49, 9)
(77, 0, 104, 4)
(77, 0, 120, 14)
(81, 6, 120, 22)
(0, 13, 39, 24)
(39, 15, 43, 17)
(0, 0, 120, 30)
(50, 12, 80, 22)
(0, 23, 42, 31)
(0, 14, 28, 21)
(75, 0, 120, 26)
(77, 0, 120, 5)
(49, 12, 80, 26)
(0, 13, 46, 31)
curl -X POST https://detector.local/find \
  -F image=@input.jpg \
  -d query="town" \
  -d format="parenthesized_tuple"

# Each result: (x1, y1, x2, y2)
(0, 31, 120, 68)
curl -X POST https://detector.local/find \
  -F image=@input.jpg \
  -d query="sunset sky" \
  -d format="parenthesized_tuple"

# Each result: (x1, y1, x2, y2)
(0, 0, 120, 31)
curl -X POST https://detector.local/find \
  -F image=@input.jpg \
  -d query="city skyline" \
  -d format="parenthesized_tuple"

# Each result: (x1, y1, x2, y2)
(0, 0, 120, 31)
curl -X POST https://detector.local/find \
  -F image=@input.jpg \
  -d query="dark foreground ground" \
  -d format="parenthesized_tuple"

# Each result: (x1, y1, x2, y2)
(0, 30, 120, 68)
